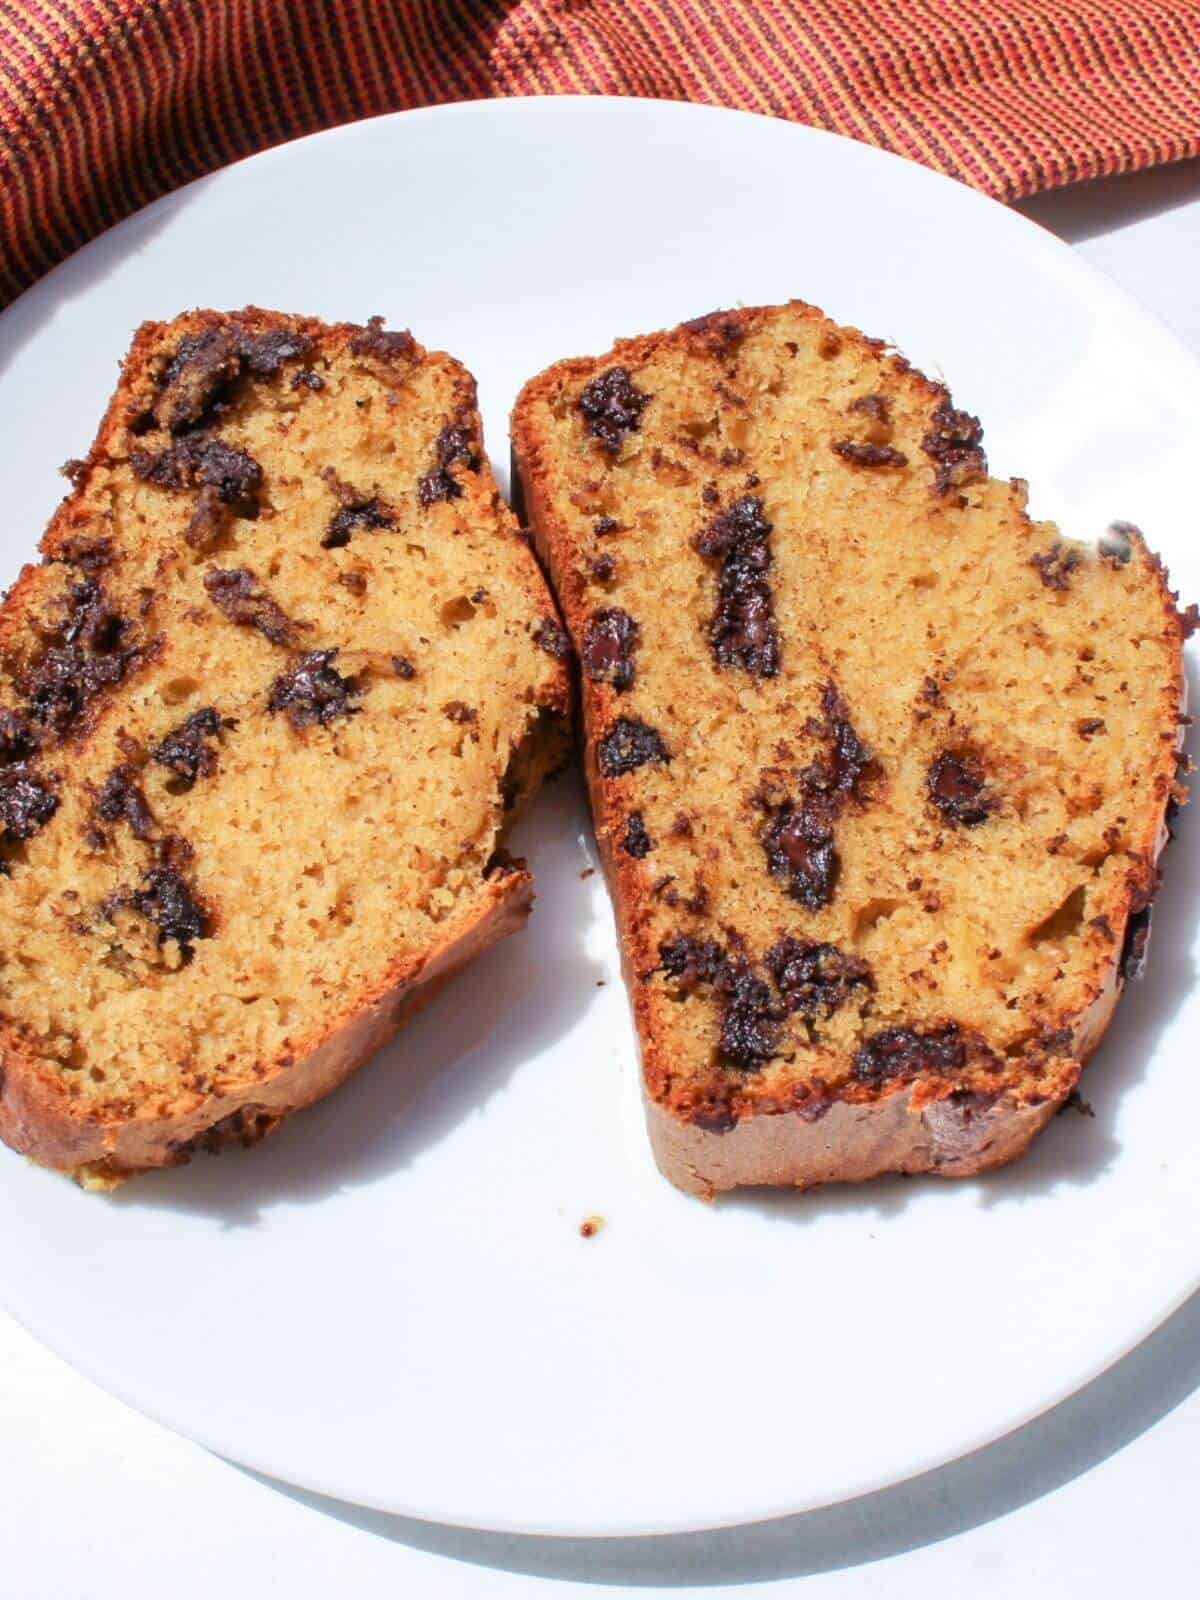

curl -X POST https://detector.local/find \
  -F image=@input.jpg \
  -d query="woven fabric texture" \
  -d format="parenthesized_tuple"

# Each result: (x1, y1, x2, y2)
(2, 0, 1199, 304)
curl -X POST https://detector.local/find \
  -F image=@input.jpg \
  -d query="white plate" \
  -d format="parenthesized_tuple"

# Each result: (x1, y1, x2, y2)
(0, 98, 1197, 1538)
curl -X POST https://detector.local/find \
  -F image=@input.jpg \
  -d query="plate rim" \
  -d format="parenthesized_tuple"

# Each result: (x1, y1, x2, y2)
(1, 93, 1198, 1539)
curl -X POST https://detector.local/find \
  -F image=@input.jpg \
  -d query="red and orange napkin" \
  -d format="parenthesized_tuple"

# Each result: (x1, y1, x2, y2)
(2, 0, 1199, 306)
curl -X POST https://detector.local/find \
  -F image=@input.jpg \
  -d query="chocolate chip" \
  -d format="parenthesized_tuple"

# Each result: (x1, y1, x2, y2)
(594, 516, 620, 537)
(766, 938, 873, 1018)
(694, 495, 780, 678)
(0, 710, 37, 765)
(116, 866, 209, 954)
(1008, 1026, 1064, 1063)
(0, 768, 57, 842)
(153, 328, 243, 432)
(131, 436, 262, 513)
(66, 589, 122, 660)
(24, 646, 129, 737)
(237, 328, 316, 377)
(581, 607, 640, 690)
(391, 655, 416, 679)
(131, 435, 263, 548)
(717, 967, 781, 1071)
(1120, 905, 1153, 980)
(806, 684, 877, 802)
(622, 811, 653, 857)
(418, 423, 480, 505)
(596, 717, 670, 777)
(533, 618, 571, 660)
(922, 402, 986, 494)
(831, 439, 908, 468)
(928, 750, 995, 827)
(658, 935, 726, 992)
(758, 685, 877, 909)
(95, 764, 156, 840)
(848, 393, 892, 423)
(417, 458, 463, 508)
(681, 309, 746, 351)
(349, 317, 417, 362)
(193, 441, 263, 518)
(151, 707, 225, 788)
(1030, 544, 1082, 591)
(267, 650, 360, 730)
(659, 936, 782, 1068)
(853, 1023, 966, 1083)
(291, 369, 324, 391)
(182, 489, 224, 553)
(578, 367, 650, 454)
(590, 553, 616, 583)
(204, 568, 300, 647)
(151, 323, 315, 434)
(57, 534, 113, 573)
(762, 798, 838, 909)
(21, 582, 136, 739)
(321, 472, 394, 548)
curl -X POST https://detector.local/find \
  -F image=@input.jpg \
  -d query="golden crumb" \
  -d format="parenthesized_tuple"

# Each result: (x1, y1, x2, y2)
(579, 1214, 606, 1238)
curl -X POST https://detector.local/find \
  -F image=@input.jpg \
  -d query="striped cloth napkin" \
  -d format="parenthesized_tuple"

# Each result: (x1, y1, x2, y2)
(2, 1, 1199, 307)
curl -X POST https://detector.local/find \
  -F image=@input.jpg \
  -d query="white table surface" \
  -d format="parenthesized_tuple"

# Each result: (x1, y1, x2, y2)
(3, 153, 1199, 1600)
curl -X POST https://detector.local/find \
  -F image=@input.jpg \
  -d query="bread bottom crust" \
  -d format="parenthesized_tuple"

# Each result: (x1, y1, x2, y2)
(643, 952, 1131, 1197)
(1, 868, 533, 1187)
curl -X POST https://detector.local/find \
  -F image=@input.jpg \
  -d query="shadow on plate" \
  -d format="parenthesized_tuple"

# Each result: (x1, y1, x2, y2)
(110, 776, 602, 1227)
(0, 185, 198, 380)
(241, 1274, 1200, 1585)
(720, 653, 1199, 1227)
(1017, 156, 1200, 244)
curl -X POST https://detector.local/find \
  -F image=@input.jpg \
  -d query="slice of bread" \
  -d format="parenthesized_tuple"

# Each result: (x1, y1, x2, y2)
(513, 301, 1191, 1197)
(0, 308, 569, 1187)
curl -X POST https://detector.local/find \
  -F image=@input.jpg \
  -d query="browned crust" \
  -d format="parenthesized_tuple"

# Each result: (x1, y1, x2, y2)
(512, 299, 1188, 1196)
(0, 307, 569, 1184)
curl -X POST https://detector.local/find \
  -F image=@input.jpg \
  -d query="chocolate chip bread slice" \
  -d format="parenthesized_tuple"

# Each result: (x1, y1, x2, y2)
(0, 308, 569, 1187)
(512, 301, 1192, 1197)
